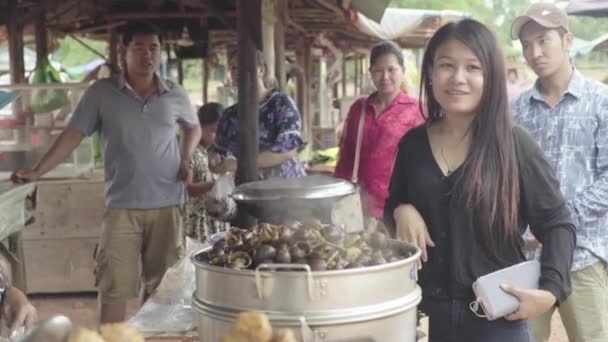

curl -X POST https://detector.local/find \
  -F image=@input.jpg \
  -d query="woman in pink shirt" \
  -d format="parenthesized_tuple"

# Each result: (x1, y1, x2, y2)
(334, 40, 423, 229)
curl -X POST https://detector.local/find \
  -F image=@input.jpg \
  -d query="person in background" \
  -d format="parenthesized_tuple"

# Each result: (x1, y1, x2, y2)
(334, 40, 423, 231)
(506, 68, 525, 100)
(212, 50, 306, 180)
(384, 19, 576, 341)
(511, 3, 608, 342)
(11, 21, 201, 324)
(0, 272, 37, 337)
(184, 102, 233, 243)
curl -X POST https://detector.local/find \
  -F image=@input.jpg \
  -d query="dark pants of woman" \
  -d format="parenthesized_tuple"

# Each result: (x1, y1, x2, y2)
(420, 297, 533, 342)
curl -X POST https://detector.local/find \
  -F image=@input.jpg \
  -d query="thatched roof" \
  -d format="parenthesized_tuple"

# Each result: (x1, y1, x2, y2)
(0, 0, 467, 57)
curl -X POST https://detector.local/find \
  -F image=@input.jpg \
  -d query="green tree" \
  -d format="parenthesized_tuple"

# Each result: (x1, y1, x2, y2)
(390, 0, 527, 46)
(53, 36, 108, 68)
(390, 0, 608, 48)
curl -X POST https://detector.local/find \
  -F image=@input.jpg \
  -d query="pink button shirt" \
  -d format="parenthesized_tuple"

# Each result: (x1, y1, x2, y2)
(335, 91, 423, 218)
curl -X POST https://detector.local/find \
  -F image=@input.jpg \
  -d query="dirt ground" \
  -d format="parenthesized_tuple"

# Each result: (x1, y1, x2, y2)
(29, 293, 569, 341)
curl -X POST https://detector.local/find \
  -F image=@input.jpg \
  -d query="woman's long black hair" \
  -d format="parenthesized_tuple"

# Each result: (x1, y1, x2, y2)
(419, 19, 520, 263)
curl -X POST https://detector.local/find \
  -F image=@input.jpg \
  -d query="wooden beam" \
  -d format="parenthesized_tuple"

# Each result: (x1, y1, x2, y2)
(296, 39, 312, 143)
(315, 0, 346, 19)
(236, 0, 261, 227)
(287, 16, 308, 36)
(177, 59, 184, 85)
(104, 12, 209, 20)
(35, 8, 48, 66)
(45, 0, 80, 24)
(274, 0, 287, 92)
(109, 29, 119, 69)
(69, 34, 106, 60)
(202, 58, 209, 103)
(341, 54, 346, 97)
(261, 0, 275, 82)
(7, 1, 25, 85)
(354, 58, 359, 96)
(236, 0, 260, 184)
(69, 21, 126, 35)
(201, 0, 234, 28)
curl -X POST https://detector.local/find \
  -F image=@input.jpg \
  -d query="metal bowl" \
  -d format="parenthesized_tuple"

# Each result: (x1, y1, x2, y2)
(18, 315, 72, 342)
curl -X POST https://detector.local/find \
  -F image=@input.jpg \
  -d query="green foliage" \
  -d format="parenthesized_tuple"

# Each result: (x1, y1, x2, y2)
(390, 0, 608, 45)
(53, 36, 108, 68)
(569, 16, 608, 41)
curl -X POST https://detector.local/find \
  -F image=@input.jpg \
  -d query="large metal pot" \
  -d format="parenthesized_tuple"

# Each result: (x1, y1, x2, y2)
(191, 241, 421, 342)
(193, 287, 420, 342)
(231, 175, 364, 232)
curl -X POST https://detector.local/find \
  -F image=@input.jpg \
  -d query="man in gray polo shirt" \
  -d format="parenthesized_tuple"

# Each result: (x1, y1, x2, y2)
(12, 21, 201, 324)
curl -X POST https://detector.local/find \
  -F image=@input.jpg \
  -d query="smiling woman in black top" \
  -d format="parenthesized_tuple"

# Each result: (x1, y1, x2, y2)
(383, 19, 576, 342)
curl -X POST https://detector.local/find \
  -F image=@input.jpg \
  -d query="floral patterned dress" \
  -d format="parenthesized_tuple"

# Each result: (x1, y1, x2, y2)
(184, 145, 231, 243)
(214, 89, 307, 179)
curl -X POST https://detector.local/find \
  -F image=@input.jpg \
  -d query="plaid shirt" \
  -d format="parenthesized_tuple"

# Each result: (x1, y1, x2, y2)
(512, 70, 608, 271)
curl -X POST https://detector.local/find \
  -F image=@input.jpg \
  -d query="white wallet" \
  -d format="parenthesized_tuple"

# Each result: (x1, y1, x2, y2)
(470, 260, 541, 320)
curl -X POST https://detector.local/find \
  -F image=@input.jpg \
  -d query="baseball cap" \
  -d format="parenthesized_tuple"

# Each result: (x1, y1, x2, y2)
(0, 90, 20, 110)
(511, 2, 569, 40)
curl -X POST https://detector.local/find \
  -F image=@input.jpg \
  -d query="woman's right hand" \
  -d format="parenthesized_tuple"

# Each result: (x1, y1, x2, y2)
(394, 204, 435, 266)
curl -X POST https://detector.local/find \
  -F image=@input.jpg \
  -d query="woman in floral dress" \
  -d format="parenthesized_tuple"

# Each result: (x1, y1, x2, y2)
(212, 50, 306, 179)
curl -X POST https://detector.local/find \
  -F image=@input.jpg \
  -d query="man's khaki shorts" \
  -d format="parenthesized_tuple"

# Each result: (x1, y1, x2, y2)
(94, 206, 185, 303)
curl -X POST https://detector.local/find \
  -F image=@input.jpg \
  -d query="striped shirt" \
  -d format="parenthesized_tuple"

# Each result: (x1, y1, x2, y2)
(512, 70, 608, 271)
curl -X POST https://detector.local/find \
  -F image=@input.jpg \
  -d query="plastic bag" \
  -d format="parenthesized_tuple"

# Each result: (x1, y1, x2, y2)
(204, 172, 237, 220)
(30, 58, 69, 113)
(128, 237, 206, 333)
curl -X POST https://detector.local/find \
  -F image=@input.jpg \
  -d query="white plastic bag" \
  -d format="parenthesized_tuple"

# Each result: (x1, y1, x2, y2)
(128, 238, 206, 333)
(204, 172, 237, 220)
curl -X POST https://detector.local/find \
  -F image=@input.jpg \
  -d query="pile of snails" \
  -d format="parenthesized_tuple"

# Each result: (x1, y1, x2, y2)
(198, 220, 412, 271)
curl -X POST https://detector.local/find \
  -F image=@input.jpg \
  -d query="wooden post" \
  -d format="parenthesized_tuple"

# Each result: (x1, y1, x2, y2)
(236, 0, 261, 227)
(296, 41, 312, 144)
(177, 59, 184, 85)
(202, 58, 209, 104)
(274, 0, 287, 91)
(7, 3, 25, 85)
(7, 1, 26, 126)
(356, 56, 361, 94)
(236, 0, 260, 185)
(333, 83, 338, 102)
(354, 58, 359, 96)
(163, 46, 172, 79)
(357, 56, 363, 95)
(35, 9, 48, 66)
(341, 56, 347, 97)
(360, 55, 367, 94)
(295, 50, 305, 115)
(109, 29, 119, 70)
(6, 4, 26, 290)
(261, 0, 276, 85)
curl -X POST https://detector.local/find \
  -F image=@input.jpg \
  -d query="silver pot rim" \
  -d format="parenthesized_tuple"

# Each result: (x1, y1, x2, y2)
(230, 175, 356, 202)
(190, 240, 421, 277)
(192, 286, 422, 326)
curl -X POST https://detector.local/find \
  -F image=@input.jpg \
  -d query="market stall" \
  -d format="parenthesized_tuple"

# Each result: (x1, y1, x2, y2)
(190, 175, 422, 342)
(0, 83, 101, 294)
(0, 1, 432, 340)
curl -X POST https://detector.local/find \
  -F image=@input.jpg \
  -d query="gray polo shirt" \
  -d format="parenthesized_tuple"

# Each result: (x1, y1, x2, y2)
(69, 75, 198, 209)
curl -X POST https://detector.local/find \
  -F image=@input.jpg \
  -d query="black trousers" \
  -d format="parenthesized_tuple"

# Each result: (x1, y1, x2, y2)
(420, 297, 533, 342)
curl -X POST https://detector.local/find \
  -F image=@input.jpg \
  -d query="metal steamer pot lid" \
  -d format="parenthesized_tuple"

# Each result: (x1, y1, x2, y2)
(231, 175, 355, 201)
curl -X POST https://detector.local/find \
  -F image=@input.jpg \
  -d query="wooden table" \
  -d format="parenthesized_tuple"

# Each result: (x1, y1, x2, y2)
(22, 170, 104, 293)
